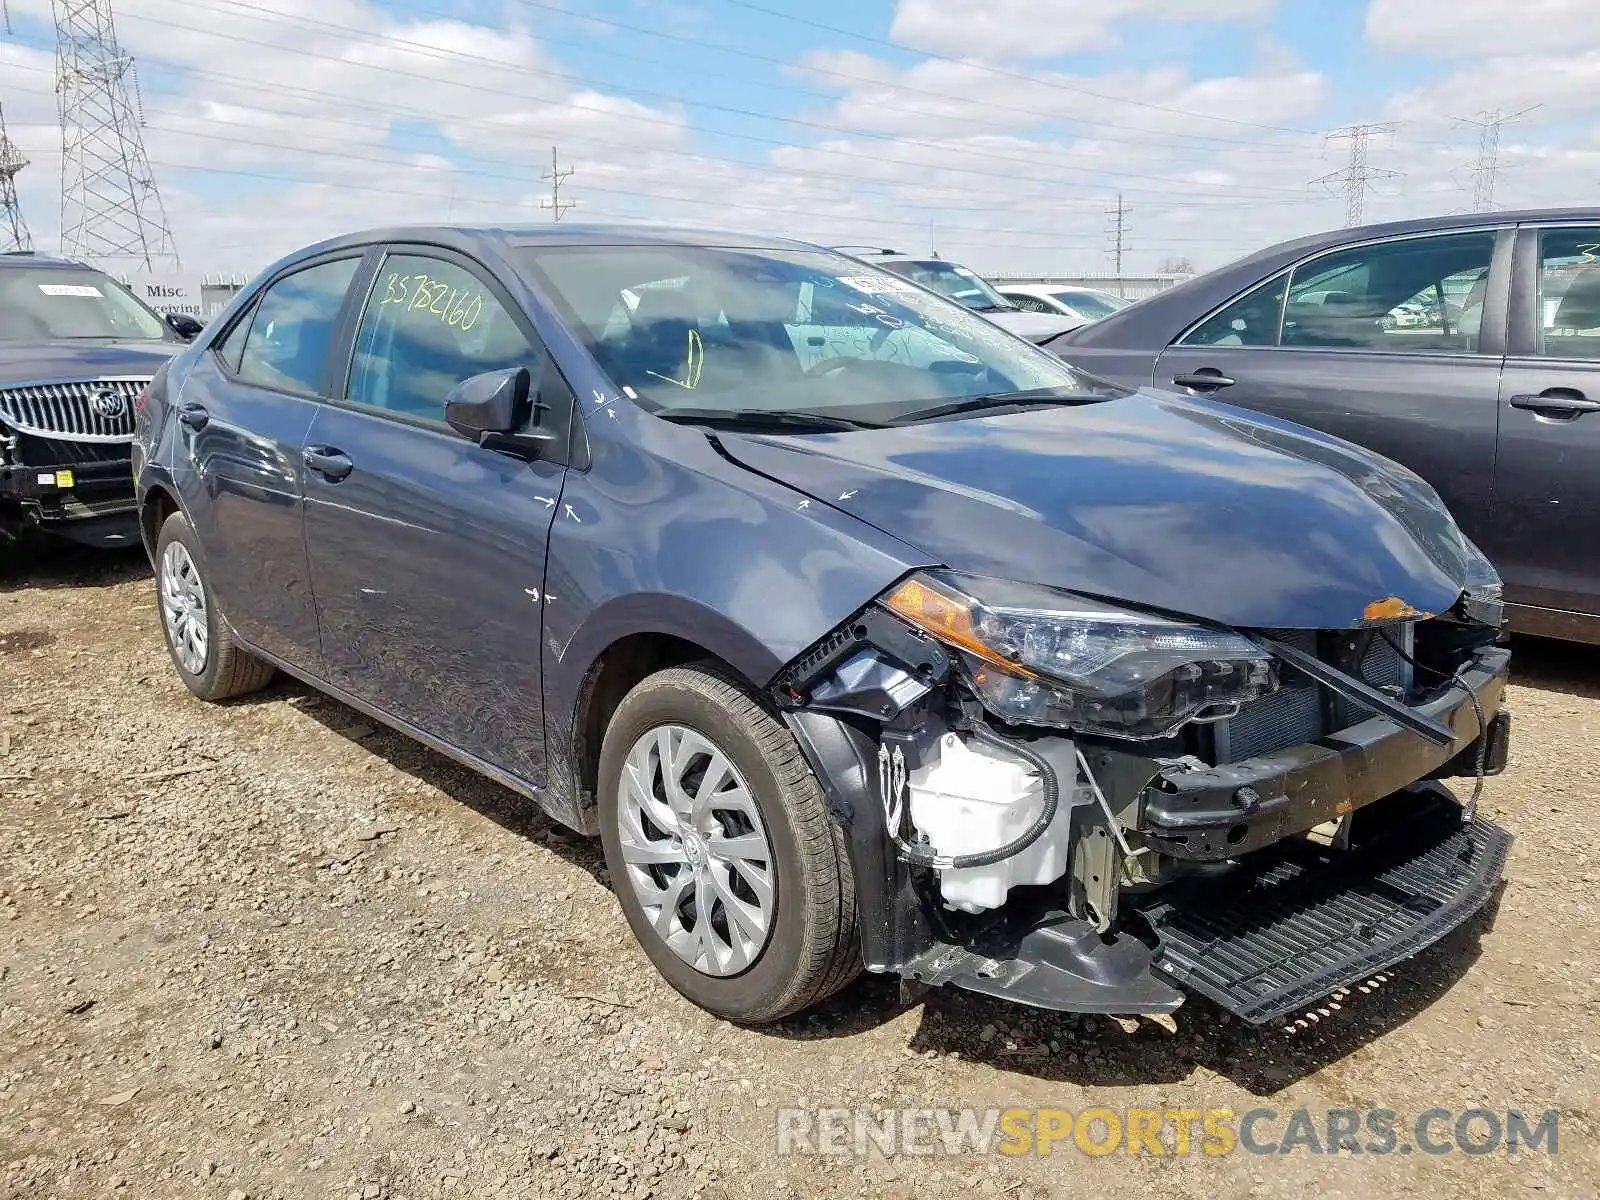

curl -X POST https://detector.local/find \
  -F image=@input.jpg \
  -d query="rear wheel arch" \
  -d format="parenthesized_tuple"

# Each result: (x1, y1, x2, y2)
(140, 483, 181, 559)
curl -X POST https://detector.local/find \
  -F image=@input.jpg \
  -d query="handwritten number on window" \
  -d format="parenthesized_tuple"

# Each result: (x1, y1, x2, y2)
(379, 271, 484, 332)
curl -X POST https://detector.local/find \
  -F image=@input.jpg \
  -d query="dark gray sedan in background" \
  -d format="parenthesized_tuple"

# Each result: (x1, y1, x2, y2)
(1051, 208, 1600, 644)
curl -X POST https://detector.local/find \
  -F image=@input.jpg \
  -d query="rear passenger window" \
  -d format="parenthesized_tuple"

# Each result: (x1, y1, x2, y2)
(1535, 228, 1600, 359)
(236, 259, 360, 394)
(346, 254, 539, 422)
(1182, 276, 1287, 347)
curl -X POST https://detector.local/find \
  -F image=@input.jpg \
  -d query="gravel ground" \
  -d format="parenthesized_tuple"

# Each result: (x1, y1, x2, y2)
(2, 540, 1597, 1200)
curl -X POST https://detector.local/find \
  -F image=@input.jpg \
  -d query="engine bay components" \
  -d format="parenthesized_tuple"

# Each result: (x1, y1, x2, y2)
(902, 729, 1081, 913)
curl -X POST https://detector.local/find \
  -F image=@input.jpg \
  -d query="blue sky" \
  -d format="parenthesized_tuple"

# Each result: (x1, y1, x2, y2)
(1, 0, 1593, 274)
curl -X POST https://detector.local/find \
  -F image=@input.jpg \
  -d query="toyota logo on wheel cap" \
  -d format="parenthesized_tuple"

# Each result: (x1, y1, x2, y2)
(91, 389, 128, 420)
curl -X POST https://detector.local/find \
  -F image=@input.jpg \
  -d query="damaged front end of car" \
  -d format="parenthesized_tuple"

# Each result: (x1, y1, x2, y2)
(773, 564, 1512, 1026)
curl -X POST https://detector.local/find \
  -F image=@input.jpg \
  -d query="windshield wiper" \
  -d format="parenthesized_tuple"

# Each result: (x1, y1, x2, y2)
(970, 303, 1017, 313)
(889, 389, 1108, 425)
(655, 407, 884, 433)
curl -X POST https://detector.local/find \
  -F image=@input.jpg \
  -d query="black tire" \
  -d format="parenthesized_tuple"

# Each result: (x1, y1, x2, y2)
(154, 510, 275, 702)
(598, 663, 861, 1023)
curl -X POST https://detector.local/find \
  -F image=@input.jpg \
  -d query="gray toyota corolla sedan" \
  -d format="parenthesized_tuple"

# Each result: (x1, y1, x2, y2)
(134, 224, 1511, 1026)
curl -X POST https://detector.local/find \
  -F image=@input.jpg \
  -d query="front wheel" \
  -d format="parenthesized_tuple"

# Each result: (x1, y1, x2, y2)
(597, 664, 860, 1023)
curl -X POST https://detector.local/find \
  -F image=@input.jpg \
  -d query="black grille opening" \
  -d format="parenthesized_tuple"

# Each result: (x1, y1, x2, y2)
(1212, 625, 1415, 765)
(15, 436, 132, 467)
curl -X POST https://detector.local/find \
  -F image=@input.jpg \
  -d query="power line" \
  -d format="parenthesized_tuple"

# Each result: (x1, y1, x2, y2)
(52, 0, 179, 270)
(1106, 193, 1130, 277)
(2, 60, 1329, 214)
(0, 100, 31, 252)
(1453, 107, 1538, 213)
(3, 73, 1335, 254)
(105, 0, 1321, 200)
(712, 0, 1325, 139)
(5, 68, 1334, 247)
(1310, 123, 1401, 227)
(540, 145, 577, 222)
(485, 0, 1321, 158)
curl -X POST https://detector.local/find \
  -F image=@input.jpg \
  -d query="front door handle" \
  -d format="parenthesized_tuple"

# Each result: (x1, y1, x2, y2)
(1509, 388, 1600, 418)
(176, 403, 210, 431)
(303, 446, 354, 482)
(1172, 369, 1236, 391)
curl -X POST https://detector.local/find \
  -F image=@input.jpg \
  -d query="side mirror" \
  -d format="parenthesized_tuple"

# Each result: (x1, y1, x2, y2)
(164, 312, 204, 340)
(444, 367, 557, 458)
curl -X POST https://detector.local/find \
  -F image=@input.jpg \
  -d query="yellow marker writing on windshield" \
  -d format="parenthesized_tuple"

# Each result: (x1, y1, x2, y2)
(646, 328, 704, 390)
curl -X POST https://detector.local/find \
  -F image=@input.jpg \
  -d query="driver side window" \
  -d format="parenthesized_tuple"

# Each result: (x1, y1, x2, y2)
(347, 254, 539, 422)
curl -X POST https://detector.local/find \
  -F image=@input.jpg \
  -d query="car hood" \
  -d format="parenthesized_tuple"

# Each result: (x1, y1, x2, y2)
(979, 309, 1082, 342)
(716, 390, 1476, 630)
(0, 339, 179, 385)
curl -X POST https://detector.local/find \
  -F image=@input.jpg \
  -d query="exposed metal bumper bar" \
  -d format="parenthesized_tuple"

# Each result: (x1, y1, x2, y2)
(1140, 644, 1509, 862)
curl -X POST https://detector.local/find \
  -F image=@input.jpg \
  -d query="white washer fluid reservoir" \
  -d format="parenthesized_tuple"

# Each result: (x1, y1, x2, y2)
(906, 731, 1078, 914)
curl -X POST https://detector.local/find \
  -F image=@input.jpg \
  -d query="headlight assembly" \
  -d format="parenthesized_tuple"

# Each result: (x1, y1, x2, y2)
(881, 571, 1278, 740)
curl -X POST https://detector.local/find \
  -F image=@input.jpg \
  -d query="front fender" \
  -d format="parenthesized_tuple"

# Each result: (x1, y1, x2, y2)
(538, 412, 932, 824)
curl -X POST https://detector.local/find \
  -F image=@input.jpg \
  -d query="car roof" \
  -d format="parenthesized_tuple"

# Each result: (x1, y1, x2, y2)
(0, 251, 96, 270)
(290, 223, 827, 258)
(1062, 206, 1600, 348)
(829, 247, 968, 265)
(1220, 206, 1600, 273)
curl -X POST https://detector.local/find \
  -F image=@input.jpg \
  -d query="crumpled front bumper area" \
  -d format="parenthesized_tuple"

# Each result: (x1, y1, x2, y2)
(1135, 783, 1510, 1024)
(1139, 645, 1511, 862)
(786, 634, 1513, 1025)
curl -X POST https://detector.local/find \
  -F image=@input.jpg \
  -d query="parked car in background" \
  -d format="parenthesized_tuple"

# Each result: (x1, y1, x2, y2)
(1, 251, 199, 548)
(1049, 208, 1600, 644)
(832, 247, 1080, 343)
(135, 223, 1510, 1030)
(995, 283, 1128, 323)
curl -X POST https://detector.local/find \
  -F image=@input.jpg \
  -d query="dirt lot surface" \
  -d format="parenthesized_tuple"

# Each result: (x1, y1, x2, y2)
(2, 540, 1597, 1200)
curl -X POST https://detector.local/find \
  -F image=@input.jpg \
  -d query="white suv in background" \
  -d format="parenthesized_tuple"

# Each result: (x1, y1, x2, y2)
(833, 248, 1083, 343)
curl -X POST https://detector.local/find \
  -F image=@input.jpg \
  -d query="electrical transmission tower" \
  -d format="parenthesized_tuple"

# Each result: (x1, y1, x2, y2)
(53, 0, 180, 270)
(0, 102, 32, 253)
(1312, 123, 1401, 227)
(540, 146, 577, 222)
(1453, 107, 1538, 212)
(1106, 192, 1131, 279)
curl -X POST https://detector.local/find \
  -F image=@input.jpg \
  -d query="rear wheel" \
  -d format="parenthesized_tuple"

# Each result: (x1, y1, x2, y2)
(598, 664, 860, 1022)
(155, 511, 275, 701)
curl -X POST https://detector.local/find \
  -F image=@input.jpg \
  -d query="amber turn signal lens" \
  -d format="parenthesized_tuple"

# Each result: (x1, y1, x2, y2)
(882, 575, 1034, 676)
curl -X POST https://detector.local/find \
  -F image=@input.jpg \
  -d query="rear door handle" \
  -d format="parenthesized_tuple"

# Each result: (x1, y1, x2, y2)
(176, 403, 209, 431)
(302, 446, 354, 482)
(1172, 370, 1236, 391)
(1509, 388, 1600, 418)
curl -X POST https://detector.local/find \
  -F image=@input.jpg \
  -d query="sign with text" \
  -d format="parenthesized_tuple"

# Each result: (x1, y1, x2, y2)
(128, 274, 206, 319)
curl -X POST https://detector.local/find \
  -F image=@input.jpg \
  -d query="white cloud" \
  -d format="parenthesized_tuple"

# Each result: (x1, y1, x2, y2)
(1366, 0, 1591, 57)
(794, 47, 1325, 141)
(889, 0, 1276, 62)
(1384, 50, 1600, 125)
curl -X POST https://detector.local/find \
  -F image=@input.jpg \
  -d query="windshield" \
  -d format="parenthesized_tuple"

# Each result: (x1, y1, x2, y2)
(0, 266, 169, 342)
(1052, 290, 1121, 319)
(522, 245, 1107, 423)
(875, 259, 1014, 311)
